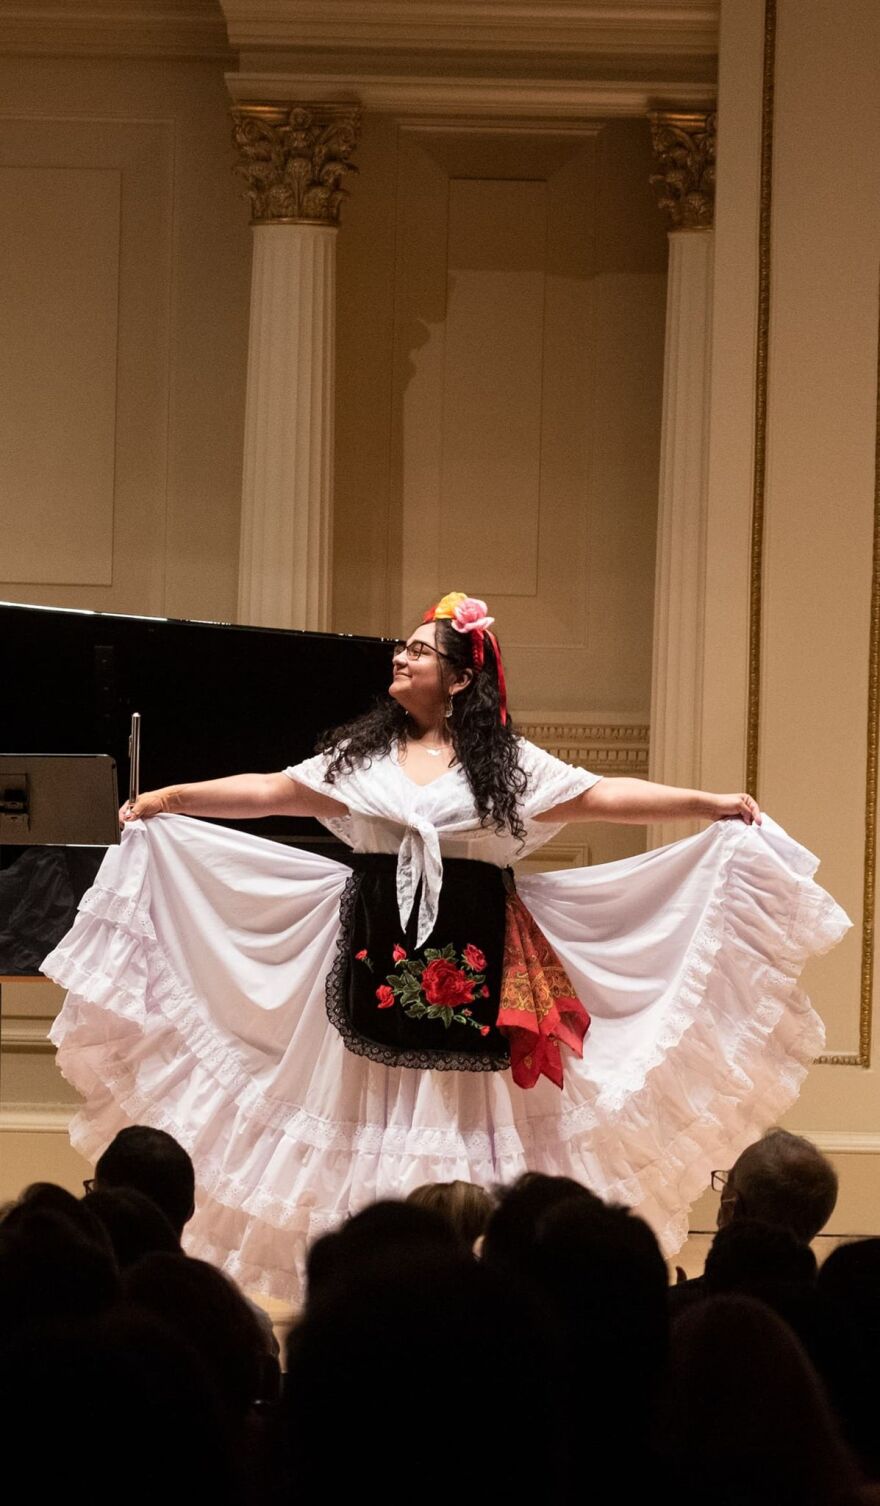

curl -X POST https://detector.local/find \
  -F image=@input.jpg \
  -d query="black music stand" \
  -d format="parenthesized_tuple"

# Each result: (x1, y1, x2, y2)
(0, 754, 119, 847)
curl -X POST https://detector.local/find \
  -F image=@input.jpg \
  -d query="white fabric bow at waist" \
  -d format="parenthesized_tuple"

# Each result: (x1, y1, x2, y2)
(396, 816, 444, 948)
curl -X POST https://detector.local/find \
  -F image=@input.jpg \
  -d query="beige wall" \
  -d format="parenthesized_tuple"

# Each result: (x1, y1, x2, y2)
(333, 114, 666, 725)
(0, 52, 252, 621)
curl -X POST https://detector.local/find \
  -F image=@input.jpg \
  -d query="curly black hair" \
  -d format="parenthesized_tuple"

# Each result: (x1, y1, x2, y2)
(316, 618, 528, 840)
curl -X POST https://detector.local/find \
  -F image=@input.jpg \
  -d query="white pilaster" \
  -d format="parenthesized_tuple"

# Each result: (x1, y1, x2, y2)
(231, 102, 360, 631)
(238, 224, 336, 631)
(647, 227, 714, 849)
(646, 110, 715, 847)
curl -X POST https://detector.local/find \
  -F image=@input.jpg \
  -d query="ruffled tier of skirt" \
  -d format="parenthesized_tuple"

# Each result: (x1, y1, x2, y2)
(43, 815, 850, 1301)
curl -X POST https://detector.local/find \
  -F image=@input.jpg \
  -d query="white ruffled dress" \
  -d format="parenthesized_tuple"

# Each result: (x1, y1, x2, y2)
(44, 740, 850, 1300)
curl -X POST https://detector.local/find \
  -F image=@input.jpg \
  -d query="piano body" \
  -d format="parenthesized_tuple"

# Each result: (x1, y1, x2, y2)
(0, 601, 392, 975)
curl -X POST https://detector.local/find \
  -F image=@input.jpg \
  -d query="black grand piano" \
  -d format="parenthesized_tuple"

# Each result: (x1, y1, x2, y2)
(0, 601, 392, 975)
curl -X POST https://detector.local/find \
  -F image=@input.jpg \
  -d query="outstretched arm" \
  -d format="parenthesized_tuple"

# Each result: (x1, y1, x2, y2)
(120, 772, 348, 825)
(534, 777, 762, 826)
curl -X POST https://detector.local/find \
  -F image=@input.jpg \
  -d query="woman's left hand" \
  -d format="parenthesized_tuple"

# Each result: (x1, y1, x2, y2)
(712, 792, 762, 825)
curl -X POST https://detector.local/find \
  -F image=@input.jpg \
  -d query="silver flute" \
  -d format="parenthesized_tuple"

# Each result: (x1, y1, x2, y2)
(128, 712, 141, 806)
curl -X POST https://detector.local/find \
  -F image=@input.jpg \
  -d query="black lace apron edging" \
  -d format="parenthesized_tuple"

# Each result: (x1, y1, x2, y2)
(325, 861, 511, 1073)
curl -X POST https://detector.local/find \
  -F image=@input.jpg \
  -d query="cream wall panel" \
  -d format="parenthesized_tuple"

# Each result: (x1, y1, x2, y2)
(394, 128, 451, 632)
(333, 115, 400, 639)
(579, 273, 665, 705)
(0, 165, 120, 585)
(517, 821, 648, 870)
(394, 127, 594, 655)
(700, 0, 763, 792)
(0, 1130, 90, 1205)
(0, 114, 174, 613)
(2, 1049, 80, 1106)
(0, 978, 62, 1018)
(440, 177, 546, 595)
(0, 57, 251, 622)
(759, 0, 879, 1094)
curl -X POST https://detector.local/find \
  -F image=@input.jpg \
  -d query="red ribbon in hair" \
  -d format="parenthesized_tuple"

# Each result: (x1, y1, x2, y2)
(486, 630, 508, 725)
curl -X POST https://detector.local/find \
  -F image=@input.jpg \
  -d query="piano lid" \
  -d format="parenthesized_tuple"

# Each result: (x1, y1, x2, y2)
(0, 601, 394, 973)
(1, 599, 393, 839)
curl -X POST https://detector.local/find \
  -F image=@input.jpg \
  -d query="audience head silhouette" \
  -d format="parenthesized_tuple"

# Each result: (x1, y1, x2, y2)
(124, 1251, 268, 1427)
(659, 1294, 863, 1506)
(480, 1170, 601, 1279)
(305, 1197, 459, 1299)
(0, 1184, 119, 1333)
(718, 1129, 838, 1242)
(405, 1178, 494, 1250)
(288, 1237, 564, 1497)
(94, 1125, 196, 1237)
(85, 1185, 182, 1268)
(814, 1236, 880, 1480)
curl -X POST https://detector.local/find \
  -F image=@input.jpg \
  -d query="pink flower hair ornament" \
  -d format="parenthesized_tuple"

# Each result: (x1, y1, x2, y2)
(452, 598, 495, 635)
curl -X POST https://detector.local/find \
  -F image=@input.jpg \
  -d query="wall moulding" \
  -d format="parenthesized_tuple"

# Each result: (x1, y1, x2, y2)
(225, 71, 716, 122)
(0, 1104, 75, 1133)
(843, 276, 880, 1072)
(745, 0, 775, 798)
(0, 1018, 55, 1055)
(796, 1131, 880, 1157)
(520, 716, 650, 777)
(0, 0, 231, 59)
(220, 1, 719, 64)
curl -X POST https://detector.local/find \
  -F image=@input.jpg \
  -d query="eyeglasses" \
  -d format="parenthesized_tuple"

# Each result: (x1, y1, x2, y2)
(390, 640, 452, 664)
(710, 1169, 730, 1193)
(82, 1178, 95, 1195)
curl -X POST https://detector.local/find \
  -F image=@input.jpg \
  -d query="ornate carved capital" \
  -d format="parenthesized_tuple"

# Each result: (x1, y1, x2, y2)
(649, 110, 716, 230)
(231, 103, 362, 227)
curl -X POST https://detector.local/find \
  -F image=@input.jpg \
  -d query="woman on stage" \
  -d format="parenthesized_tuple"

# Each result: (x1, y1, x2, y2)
(44, 592, 849, 1299)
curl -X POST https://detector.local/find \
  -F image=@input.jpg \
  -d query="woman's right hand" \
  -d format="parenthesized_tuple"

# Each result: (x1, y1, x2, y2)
(119, 788, 177, 825)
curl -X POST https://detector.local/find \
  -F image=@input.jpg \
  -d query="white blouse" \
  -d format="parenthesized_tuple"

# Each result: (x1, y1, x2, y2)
(283, 738, 602, 946)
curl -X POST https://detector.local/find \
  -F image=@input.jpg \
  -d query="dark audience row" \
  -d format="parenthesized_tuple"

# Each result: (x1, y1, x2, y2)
(1, 1125, 878, 1505)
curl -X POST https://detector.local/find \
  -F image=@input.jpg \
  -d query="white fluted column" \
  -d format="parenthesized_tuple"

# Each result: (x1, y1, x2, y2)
(238, 225, 335, 630)
(647, 111, 716, 848)
(232, 104, 361, 631)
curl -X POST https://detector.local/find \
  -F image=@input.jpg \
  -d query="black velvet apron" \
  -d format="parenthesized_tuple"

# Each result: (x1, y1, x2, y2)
(325, 853, 511, 1071)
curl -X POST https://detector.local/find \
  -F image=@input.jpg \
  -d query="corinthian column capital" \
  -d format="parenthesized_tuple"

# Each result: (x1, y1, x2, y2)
(649, 110, 716, 230)
(231, 103, 362, 227)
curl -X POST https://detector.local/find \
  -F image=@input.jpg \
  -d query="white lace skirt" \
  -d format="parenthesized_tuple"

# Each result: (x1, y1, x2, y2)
(43, 813, 849, 1300)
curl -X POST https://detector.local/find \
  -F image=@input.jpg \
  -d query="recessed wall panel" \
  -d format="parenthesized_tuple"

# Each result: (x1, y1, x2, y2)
(0, 166, 120, 584)
(439, 178, 546, 595)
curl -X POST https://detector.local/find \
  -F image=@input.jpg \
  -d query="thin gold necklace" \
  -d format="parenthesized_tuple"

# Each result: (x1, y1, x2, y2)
(415, 736, 447, 758)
